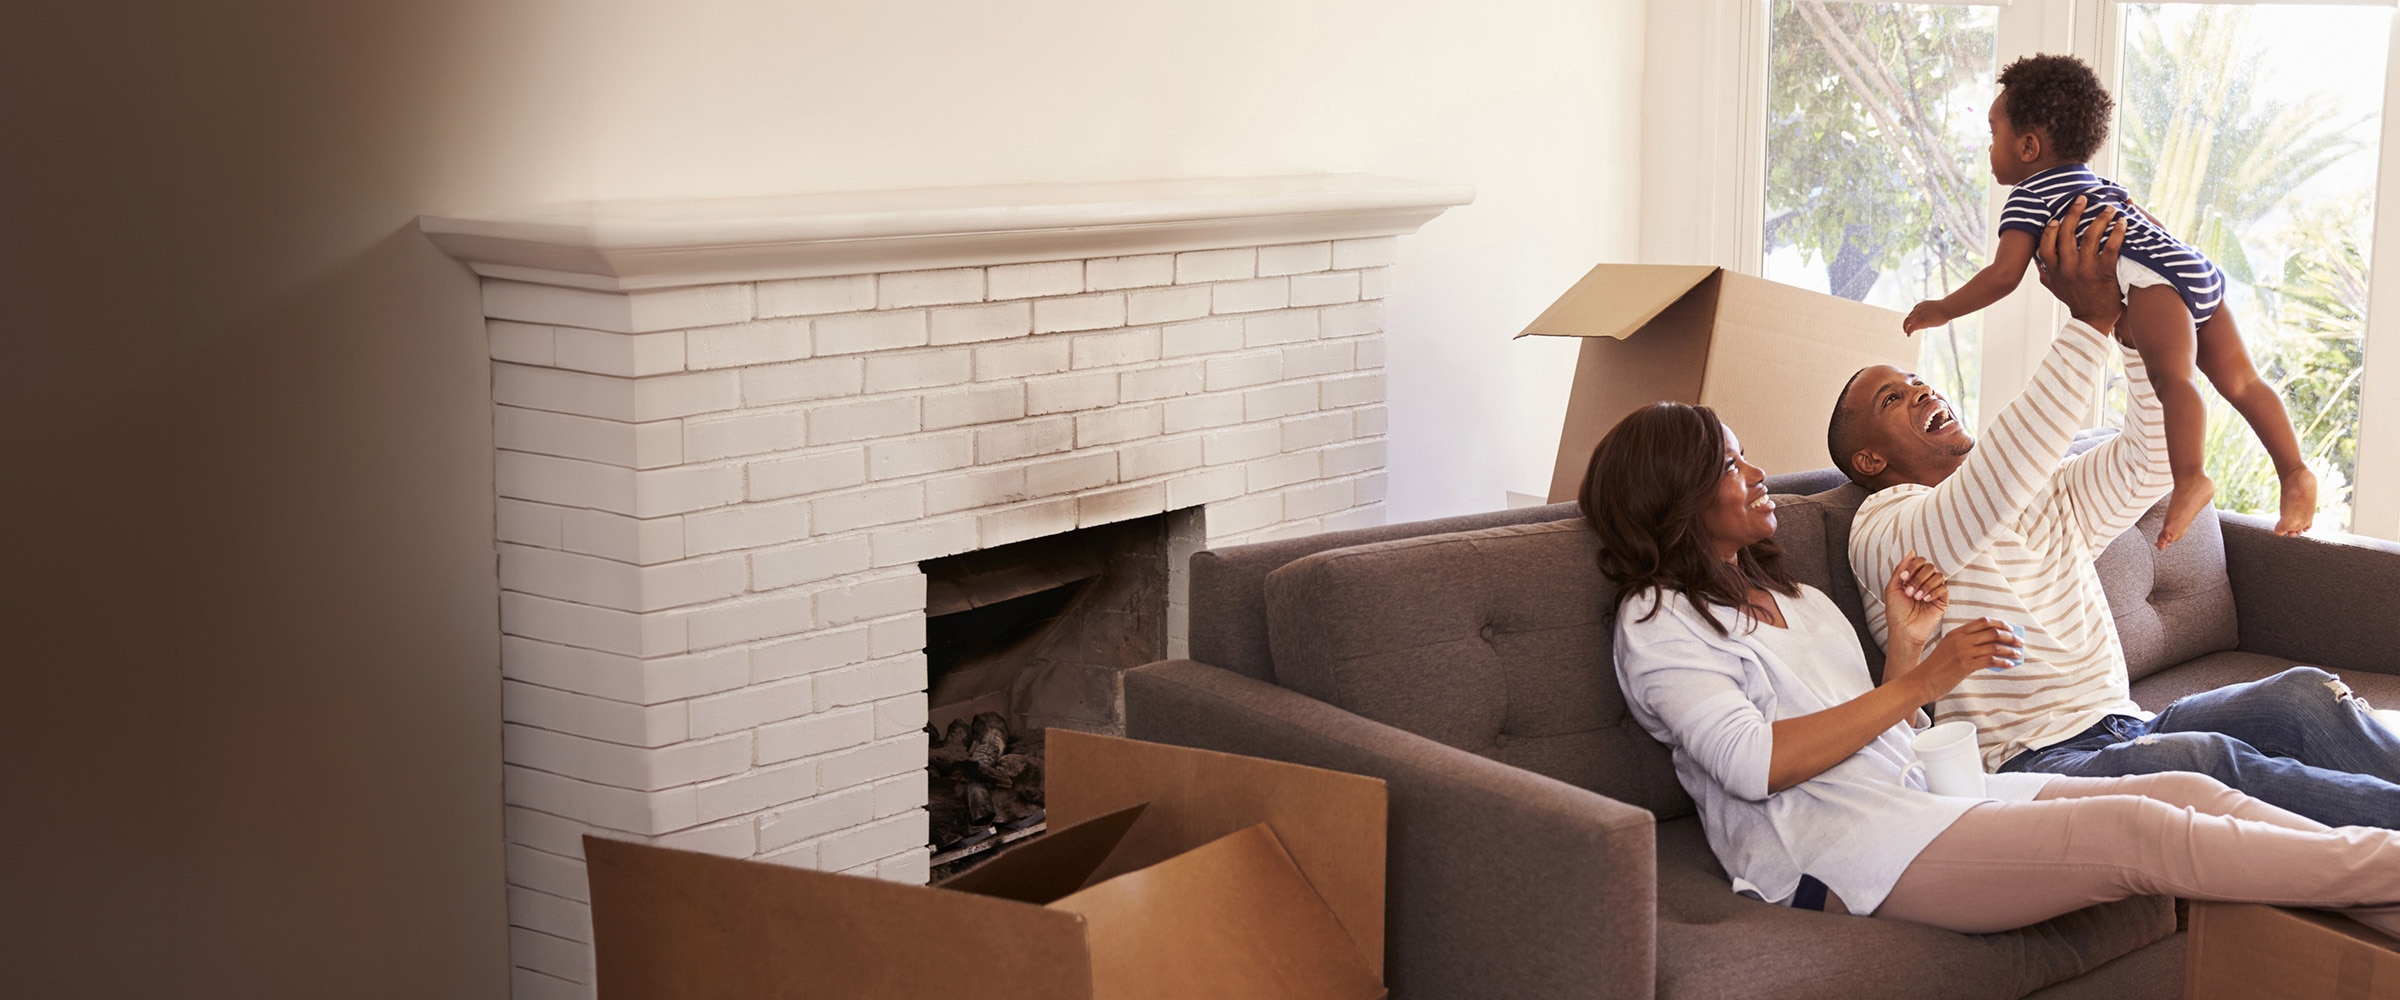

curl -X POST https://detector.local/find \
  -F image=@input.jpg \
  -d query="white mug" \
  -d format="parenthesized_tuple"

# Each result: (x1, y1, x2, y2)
(1902, 720, 1987, 798)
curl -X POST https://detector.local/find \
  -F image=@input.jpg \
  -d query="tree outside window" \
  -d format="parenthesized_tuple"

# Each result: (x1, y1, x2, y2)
(2117, 3, 2386, 531)
(1764, 0, 1998, 429)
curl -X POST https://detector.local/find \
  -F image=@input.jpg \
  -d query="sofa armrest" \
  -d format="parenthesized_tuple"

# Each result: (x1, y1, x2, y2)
(2221, 511, 2400, 677)
(1125, 659, 1658, 1000)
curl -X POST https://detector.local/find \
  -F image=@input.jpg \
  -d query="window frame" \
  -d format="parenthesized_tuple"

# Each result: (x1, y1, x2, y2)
(1650, 0, 2400, 538)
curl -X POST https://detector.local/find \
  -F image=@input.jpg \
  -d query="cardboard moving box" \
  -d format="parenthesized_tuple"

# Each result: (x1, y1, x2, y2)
(583, 730, 1389, 1000)
(1518, 263, 1916, 500)
(2186, 902, 2400, 1000)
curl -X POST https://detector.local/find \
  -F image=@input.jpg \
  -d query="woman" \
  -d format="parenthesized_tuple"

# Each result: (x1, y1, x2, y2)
(1585, 401, 2400, 933)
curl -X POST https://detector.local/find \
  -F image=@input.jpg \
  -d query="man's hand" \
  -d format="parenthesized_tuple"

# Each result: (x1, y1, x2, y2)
(2034, 195, 2129, 334)
(1883, 551, 1948, 650)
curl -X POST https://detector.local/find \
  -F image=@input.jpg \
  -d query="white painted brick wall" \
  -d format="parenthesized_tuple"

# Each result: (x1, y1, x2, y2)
(485, 246, 1401, 998)
(929, 301, 1032, 346)
(987, 261, 1083, 300)
(817, 310, 930, 355)
(1085, 254, 1174, 291)
(743, 357, 863, 406)
(758, 275, 875, 317)
(877, 268, 984, 309)
(685, 317, 810, 370)
(1256, 241, 1332, 276)
(1127, 285, 1210, 325)
(974, 337, 1071, 381)
(1032, 293, 1127, 334)
(1175, 248, 1254, 283)
(553, 328, 686, 377)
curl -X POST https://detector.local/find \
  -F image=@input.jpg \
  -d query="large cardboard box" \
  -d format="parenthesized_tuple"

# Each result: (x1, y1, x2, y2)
(2186, 902, 2400, 1000)
(582, 730, 1389, 1000)
(1518, 263, 1915, 500)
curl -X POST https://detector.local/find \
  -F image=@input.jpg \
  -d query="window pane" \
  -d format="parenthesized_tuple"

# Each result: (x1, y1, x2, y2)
(1765, 1, 2000, 428)
(2119, 3, 2389, 531)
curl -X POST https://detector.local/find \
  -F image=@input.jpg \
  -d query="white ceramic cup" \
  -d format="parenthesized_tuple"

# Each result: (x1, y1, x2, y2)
(1902, 720, 1986, 798)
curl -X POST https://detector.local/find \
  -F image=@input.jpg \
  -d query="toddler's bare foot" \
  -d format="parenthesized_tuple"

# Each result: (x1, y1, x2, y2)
(2157, 475, 2216, 549)
(2276, 467, 2319, 536)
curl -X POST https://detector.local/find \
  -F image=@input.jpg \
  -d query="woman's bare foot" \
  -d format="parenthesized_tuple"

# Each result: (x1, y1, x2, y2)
(2276, 467, 2319, 536)
(2157, 474, 2216, 549)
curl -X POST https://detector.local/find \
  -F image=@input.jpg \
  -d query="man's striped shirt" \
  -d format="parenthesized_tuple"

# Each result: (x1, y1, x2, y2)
(2000, 163, 2225, 323)
(1848, 318, 2173, 769)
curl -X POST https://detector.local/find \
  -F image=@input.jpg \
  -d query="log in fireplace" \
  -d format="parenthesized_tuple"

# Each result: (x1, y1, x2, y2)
(919, 508, 1198, 872)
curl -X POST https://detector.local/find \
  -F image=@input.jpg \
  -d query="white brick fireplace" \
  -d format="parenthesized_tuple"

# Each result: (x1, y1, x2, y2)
(420, 174, 1469, 998)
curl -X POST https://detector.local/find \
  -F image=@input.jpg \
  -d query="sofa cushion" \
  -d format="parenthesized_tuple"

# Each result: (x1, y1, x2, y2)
(1773, 484, 1886, 677)
(1260, 518, 1694, 819)
(2130, 649, 2400, 712)
(2097, 503, 2238, 681)
(1653, 816, 2176, 1000)
(1188, 502, 1582, 682)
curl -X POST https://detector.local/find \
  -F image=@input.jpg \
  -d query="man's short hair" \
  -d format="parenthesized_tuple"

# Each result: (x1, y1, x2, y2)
(1827, 367, 1868, 483)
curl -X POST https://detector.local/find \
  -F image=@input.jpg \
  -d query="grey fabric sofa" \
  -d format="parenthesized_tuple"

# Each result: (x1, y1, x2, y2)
(1123, 469, 2400, 1000)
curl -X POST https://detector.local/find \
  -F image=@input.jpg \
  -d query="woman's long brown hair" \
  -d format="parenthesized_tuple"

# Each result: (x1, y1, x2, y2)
(1578, 402, 1797, 636)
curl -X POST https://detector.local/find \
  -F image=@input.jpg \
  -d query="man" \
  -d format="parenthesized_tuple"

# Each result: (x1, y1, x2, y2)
(1833, 196, 2400, 829)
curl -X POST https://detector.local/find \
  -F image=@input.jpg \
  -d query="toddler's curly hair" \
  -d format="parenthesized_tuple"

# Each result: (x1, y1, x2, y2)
(1998, 54, 2113, 162)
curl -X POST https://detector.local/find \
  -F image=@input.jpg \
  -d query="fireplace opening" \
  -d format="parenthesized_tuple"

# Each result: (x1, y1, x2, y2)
(920, 507, 1200, 875)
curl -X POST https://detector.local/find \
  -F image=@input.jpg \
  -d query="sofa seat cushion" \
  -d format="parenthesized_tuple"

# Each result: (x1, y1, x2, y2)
(1653, 817, 2176, 1000)
(2130, 650, 2400, 712)
(1259, 518, 1694, 819)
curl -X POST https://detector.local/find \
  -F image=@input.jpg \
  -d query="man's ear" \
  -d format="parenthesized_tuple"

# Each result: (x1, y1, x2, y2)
(1852, 449, 1888, 479)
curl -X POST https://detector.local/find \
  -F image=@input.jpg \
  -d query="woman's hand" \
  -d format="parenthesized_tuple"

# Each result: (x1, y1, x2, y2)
(1882, 552, 1946, 650)
(1762, 610, 2016, 795)
(1908, 618, 2023, 703)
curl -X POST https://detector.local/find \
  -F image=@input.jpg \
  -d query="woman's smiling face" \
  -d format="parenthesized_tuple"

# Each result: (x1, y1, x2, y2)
(1705, 423, 1776, 561)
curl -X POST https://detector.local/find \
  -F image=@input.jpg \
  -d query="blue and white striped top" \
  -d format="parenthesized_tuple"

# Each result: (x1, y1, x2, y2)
(1999, 163, 2225, 323)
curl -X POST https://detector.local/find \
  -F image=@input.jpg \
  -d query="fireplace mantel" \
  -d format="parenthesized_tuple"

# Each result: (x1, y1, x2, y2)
(420, 174, 1474, 291)
(425, 173, 1465, 999)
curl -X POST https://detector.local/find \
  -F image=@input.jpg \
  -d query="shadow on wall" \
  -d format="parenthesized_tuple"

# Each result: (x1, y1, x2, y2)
(3, 2, 524, 996)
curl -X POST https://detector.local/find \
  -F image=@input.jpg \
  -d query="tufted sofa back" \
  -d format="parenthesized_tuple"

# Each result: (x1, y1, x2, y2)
(1261, 519, 1696, 819)
(1237, 472, 2240, 821)
(1768, 484, 2239, 682)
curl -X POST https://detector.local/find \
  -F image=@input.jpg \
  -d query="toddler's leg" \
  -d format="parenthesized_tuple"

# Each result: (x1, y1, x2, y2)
(2122, 285, 2213, 548)
(2197, 308, 2317, 535)
(1873, 794, 2400, 935)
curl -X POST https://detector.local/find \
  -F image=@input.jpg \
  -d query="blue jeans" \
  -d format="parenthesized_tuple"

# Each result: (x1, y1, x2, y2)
(1997, 666, 2400, 829)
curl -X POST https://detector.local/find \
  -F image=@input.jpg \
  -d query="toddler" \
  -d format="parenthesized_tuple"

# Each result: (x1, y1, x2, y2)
(1904, 54, 2315, 545)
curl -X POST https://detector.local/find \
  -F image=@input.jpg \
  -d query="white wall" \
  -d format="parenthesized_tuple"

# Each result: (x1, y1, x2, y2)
(3, 2, 1644, 995)
(466, 0, 1648, 519)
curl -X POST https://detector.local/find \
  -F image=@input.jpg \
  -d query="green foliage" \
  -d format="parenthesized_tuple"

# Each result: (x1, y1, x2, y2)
(2118, 7, 2366, 278)
(1764, 1, 1995, 283)
(2241, 197, 2372, 516)
(2116, 5, 2376, 526)
(1765, 0, 1996, 424)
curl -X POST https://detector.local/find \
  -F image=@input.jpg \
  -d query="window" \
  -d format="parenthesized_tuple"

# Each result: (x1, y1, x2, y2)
(1764, 1, 2001, 427)
(1721, 0, 2400, 536)
(2117, 2, 2388, 530)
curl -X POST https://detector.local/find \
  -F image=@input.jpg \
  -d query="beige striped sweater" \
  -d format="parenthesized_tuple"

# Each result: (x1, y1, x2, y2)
(1848, 319, 2173, 770)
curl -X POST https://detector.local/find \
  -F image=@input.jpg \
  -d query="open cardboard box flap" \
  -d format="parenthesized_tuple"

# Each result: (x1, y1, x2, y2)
(1518, 263, 1915, 496)
(585, 730, 1388, 1000)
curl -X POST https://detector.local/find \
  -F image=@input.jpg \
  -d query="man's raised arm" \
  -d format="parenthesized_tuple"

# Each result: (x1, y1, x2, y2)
(1858, 199, 2133, 575)
(2057, 344, 2172, 552)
